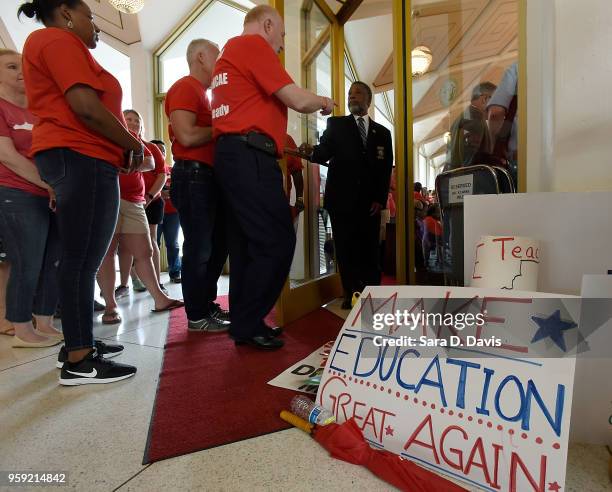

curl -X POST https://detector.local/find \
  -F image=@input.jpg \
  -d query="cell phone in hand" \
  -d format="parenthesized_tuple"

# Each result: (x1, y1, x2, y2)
(123, 150, 134, 172)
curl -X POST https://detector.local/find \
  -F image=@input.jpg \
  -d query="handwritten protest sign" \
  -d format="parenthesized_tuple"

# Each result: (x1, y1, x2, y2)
(471, 236, 540, 292)
(318, 286, 577, 492)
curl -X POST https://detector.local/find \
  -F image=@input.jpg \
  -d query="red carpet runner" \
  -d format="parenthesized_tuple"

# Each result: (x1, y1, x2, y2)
(144, 297, 345, 463)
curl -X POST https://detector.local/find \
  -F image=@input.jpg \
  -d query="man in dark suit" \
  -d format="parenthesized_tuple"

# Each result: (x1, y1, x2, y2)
(300, 81, 393, 309)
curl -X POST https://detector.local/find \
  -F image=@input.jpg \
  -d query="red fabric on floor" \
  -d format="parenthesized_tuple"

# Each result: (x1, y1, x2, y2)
(144, 297, 344, 463)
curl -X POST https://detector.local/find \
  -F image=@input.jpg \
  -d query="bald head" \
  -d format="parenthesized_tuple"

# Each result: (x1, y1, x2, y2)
(186, 39, 219, 87)
(186, 39, 219, 68)
(244, 5, 281, 26)
(243, 5, 285, 54)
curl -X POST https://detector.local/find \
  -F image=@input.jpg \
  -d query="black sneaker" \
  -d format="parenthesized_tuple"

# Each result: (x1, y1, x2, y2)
(56, 340, 124, 369)
(210, 302, 230, 322)
(188, 316, 230, 332)
(59, 348, 136, 386)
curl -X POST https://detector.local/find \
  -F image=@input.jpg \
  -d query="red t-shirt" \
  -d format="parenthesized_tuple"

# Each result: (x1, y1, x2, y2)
(119, 138, 152, 203)
(163, 165, 177, 214)
(142, 141, 166, 198)
(0, 98, 47, 197)
(23, 28, 126, 167)
(211, 35, 294, 157)
(165, 76, 214, 165)
(285, 134, 303, 197)
(424, 216, 443, 236)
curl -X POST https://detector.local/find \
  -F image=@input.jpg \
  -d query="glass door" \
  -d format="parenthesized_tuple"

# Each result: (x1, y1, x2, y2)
(408, 0, 523, 286)
(275, 0, 343, 325)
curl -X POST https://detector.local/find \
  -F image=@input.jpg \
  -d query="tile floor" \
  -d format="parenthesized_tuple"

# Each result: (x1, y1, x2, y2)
(0, 277, 609, 491)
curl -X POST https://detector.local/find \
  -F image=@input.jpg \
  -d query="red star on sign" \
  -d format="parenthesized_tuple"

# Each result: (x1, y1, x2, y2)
(385, 425, 394, 436)
(548, 482, 562, 491)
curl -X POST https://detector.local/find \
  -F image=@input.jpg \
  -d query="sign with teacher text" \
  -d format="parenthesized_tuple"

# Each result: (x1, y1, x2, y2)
(317, 286, 578, 492)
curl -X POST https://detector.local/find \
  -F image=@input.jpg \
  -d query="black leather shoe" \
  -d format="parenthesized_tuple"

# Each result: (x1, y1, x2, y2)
(234, 335, 284, 350)
(260, 321, 283, 338)
(267, 326, 283, 338)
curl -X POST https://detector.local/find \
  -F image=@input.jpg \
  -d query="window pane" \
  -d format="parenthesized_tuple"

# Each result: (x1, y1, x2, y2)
(159, 1, 246, 93)
(305, 4, 329, 50)
(411, 0, 519, 285)
(96, 40, 132, 110)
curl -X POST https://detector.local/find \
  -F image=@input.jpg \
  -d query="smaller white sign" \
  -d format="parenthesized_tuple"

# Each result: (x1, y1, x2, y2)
(267, 343, 334, 394)
(449, 175, 474, 204)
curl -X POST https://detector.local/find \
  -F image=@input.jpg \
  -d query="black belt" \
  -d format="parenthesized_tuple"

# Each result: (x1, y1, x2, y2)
(219, 132, 277, 157)
(174, 159, 212, 170)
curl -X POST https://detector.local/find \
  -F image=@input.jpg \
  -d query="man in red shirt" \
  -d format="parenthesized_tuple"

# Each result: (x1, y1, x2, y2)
(165, 39, 229, 332)
(211, 5, 334, 350)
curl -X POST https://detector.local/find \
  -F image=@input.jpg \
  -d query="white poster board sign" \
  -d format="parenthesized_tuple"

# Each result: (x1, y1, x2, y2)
(318, 286, 577, 492)
(470, 236, 540, 291)
(449, 175, 474, 204)
(571, 275, 612, 445)
(268, 343, 333, 395)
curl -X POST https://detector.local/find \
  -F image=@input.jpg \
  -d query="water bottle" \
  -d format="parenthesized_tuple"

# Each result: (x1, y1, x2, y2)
(290, 395, 335, 426)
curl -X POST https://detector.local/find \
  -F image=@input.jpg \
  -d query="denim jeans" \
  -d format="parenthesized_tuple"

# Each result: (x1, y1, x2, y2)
(157, 211, 182, 279)
(36, 148, 119, 351)
(0, 187, 60, 322)
(170, 164, 227, 321)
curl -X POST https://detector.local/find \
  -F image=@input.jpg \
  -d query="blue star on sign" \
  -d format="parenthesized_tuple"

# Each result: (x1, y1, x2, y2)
(530, 310, 577, 352)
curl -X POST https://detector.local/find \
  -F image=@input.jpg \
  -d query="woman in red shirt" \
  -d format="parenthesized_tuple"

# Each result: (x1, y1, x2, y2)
(98, 109, 181, 322)
(116, 110, 168, 297)
(0, 48, 63, 348)
(20, 0, 144, 385)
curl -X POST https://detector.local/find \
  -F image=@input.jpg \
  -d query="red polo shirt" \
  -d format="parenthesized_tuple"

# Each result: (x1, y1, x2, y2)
(211, 34, 294, 157)
(165, 75, 214, 165)
(23, 28, 125, 167)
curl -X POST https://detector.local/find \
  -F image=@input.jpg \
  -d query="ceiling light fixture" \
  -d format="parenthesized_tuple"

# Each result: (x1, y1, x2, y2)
(411, 45, 433, 77)
(109, 0, 145, 14)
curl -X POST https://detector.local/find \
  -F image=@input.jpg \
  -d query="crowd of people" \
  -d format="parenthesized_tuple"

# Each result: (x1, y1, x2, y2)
(0, 0, 341, 386)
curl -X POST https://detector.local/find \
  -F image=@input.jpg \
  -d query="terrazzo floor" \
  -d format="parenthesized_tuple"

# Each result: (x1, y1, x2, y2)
(0, 276, 609, 491)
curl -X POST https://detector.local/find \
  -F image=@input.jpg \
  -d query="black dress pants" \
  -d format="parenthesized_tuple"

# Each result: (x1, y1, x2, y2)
(329, 207, 381, 296)
(214, 137, 296, 339)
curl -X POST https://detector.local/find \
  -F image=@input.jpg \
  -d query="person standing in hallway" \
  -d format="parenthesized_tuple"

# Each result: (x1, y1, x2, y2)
(299, 82, 393, 309)
(488, 62, 518, 185)
(153, 140, 183, 284)
(20, 0, 139, 384)
(115, 110, 168, 298)
(165, 39, 229, 333)
(212, 5, 335, 350)
(0, 48, 62, 348)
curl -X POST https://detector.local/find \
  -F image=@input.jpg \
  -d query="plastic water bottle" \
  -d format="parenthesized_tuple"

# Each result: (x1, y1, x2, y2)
(290, 395, 335, 426)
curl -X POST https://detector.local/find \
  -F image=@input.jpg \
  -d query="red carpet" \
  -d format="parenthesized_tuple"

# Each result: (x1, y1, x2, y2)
(144, 296, 345, 463)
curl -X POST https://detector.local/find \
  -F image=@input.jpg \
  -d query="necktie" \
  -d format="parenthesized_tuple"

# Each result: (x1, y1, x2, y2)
(357, 117, 367, 147)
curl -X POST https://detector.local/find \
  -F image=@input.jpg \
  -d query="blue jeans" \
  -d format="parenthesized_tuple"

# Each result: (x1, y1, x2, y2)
(36, 148, 119, 351)
(157, 211, 182, 279)
(170, 163, 227, 321)
(0, 187, 60, 322)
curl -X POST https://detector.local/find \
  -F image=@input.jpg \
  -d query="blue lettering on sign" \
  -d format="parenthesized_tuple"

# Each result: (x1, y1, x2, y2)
(339, 334, 566, 436)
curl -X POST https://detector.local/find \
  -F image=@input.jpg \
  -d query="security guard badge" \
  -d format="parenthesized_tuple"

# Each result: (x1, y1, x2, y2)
(377, 146, 385, 160)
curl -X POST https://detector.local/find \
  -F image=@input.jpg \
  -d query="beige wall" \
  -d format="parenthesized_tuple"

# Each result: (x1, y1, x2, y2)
(527, 0, 612, 192)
